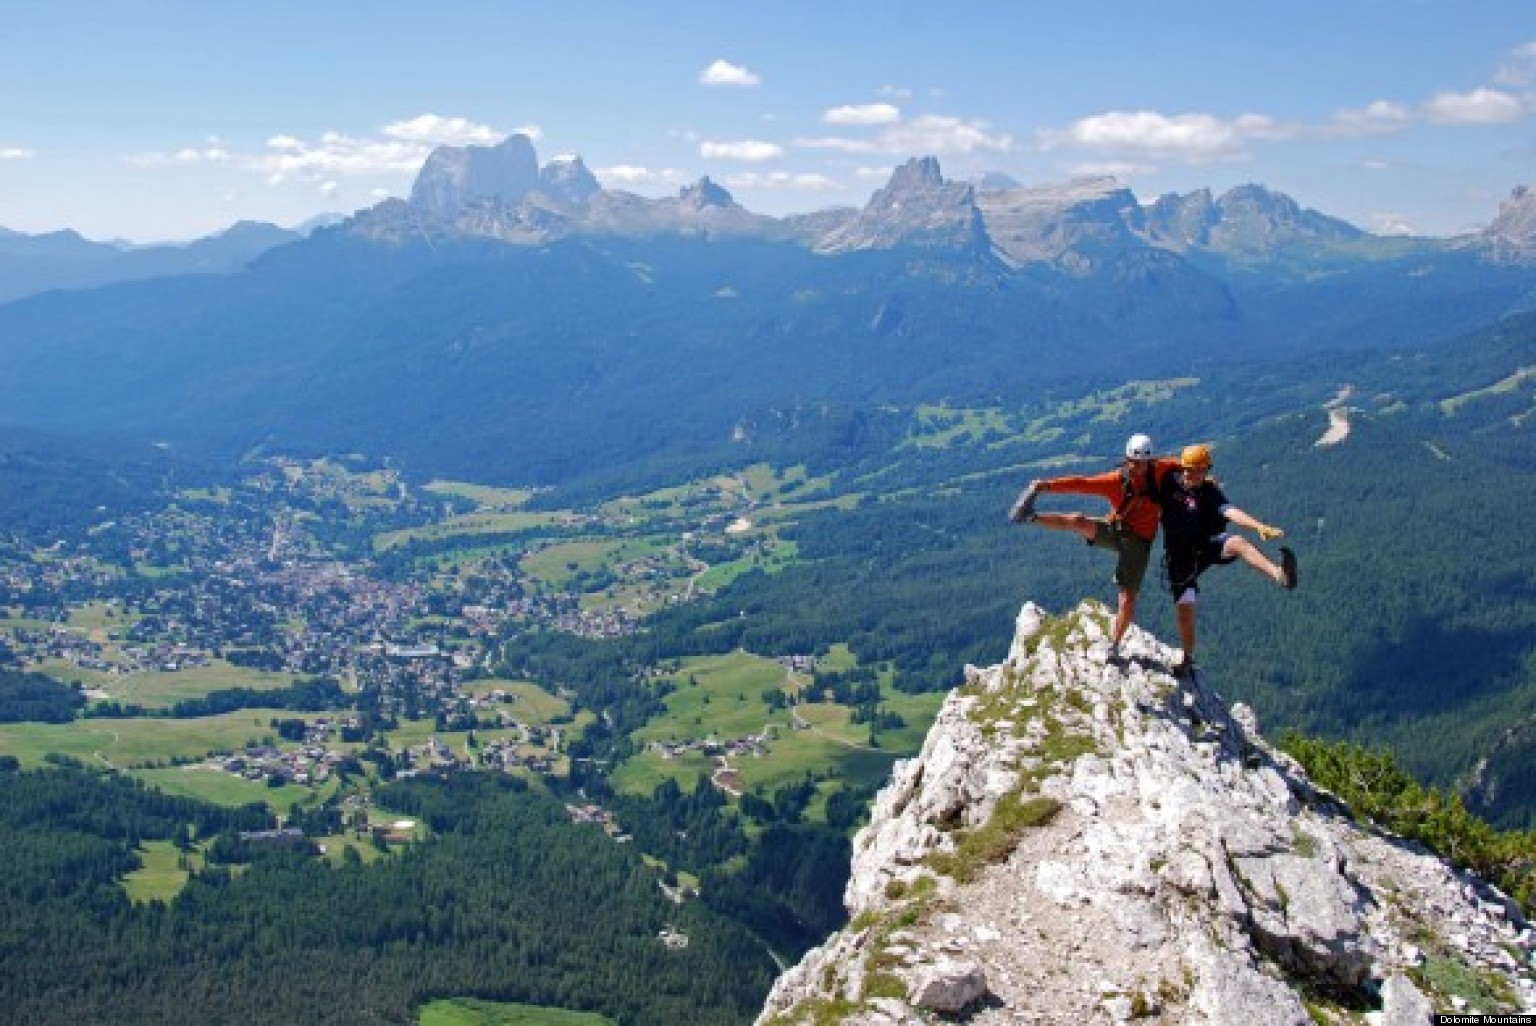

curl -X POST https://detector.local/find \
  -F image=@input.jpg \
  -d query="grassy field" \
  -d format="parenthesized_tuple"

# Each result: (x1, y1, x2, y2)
(902, 403, 1013, 450)
(62, 659, 301, 708)
(633, 651, 788, 745)
(417, 998, 613, 1026)
(375, 510, 567, 552)
(459, 680, 572, 722)
(0, 711, 321, 769)
(422, 481, 538, 509)
(121, 839, 196, 904)
(131, 764, 340, 810)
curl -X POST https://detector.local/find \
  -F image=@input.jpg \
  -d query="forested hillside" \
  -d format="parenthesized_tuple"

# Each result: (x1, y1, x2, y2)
(0, 764, 774, 1025)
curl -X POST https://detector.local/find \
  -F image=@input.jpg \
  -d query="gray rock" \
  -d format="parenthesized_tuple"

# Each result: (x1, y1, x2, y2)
(1382, 976, 1437, 1019)
(907, 959, 988, 1013)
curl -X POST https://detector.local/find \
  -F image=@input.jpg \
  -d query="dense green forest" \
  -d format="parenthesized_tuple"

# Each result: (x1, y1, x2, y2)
(0, 764, 775, 1025)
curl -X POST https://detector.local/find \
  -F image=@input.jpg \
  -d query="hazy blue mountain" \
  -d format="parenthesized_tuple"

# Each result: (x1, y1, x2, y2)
(0, 138, 1531, 493)
(0, 220, 302, 304)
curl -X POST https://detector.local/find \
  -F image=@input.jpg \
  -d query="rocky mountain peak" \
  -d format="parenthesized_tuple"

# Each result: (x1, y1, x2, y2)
(815, 157, 987, 256)
(678, 176, 738, 211)
(886, 156, 945, 193)
(1481, 184, 1536, 260)
(538, 155, 601, 207)
(1146, 183, 1363, 256)
(759, 600, 1535, 1024)
(408, 133, 541, 216)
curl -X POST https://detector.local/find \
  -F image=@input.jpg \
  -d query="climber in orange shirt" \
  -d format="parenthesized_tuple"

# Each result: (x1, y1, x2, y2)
(1009, 433, 1180, 663)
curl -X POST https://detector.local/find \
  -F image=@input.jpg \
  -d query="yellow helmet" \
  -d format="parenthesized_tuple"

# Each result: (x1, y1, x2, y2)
(1181, 444, 1213, 470)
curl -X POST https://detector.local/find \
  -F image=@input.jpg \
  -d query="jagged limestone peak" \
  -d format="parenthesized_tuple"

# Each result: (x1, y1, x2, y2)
(758, 600, 1535, 1025)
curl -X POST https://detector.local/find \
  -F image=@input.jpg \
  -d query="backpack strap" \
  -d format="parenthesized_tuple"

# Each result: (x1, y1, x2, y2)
(1113, 460, 1162, 520)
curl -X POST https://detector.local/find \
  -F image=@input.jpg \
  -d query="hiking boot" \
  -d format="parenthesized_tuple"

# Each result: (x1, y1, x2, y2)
(1008, 481, 1042, 524)
(1279, 546, 1298, 590)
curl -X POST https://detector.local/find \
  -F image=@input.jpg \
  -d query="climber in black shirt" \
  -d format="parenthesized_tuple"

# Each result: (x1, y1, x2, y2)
(1160, 444, 1298, 676)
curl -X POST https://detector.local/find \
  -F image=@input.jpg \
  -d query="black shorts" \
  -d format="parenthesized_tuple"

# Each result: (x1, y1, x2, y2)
(1166, 537, 1237, 600)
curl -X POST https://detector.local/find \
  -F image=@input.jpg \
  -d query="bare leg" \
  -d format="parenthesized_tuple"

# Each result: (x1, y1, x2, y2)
(1176, 601, 1196, 662)
(1222, 536, 1284, 584)
(1113, 586, 1137, 647)
(1033, 512, 1100, 544)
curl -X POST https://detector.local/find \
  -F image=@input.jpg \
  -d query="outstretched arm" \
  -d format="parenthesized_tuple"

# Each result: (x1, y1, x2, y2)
(1223, 505, 1284, 540)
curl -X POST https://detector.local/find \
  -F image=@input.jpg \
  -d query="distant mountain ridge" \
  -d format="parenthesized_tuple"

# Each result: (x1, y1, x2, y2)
(340, 134, 1536, 275)
(0, 131, 1534, 490)
(0, 220, 304, 305)
(5, 133, 1535, 307)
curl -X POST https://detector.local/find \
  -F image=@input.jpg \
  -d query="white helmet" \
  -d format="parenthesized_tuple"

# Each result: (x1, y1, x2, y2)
(1124, 433, 1154, 460)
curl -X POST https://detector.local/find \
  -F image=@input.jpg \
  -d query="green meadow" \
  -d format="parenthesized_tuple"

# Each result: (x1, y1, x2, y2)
(132, 765, 341, 810)
(121, 840, 202, 904)
(0, 711, 327, 770)
(417, 998, 613, 1026)
(423, 481, 538, 509)
(374, 509, 566, 552)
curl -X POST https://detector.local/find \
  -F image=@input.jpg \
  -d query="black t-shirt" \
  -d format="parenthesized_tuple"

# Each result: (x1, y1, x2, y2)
(1160, 471, 1229, 549)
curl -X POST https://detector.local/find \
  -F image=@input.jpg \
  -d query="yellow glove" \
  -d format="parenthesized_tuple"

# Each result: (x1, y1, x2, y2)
(1256, 523, 1284, 541)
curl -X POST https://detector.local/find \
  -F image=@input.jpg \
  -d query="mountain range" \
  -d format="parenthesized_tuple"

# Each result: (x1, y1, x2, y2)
(0, 133, 1533, 492)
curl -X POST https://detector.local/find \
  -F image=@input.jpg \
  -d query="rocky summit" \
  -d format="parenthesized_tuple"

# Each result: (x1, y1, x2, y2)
(758, 601, 1536, 1025)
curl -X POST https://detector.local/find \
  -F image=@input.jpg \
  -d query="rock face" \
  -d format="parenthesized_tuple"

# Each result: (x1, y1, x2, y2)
(1482, 185, 1536, 261)
(1145, 184, 1364, 257)
(815, 157, 990, 256)
(757, 601, 1536, 1025)
(408, 134, 542, 215)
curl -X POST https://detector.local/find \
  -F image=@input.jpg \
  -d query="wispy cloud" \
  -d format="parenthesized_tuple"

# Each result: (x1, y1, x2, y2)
(124, 115, 524, 186)
(1422, 88, 1526, 125)
(1495, 41, 1536, 86)
(699, 59, 760, 87)
(701, 139, 784, 161)
(722, 171, 840, 191)
(125, 140, 234, 168)
(798, 113, 1010, 155)
(0, 147, 35, 160)
(257, 132, 426, 182)
(595, 165, 691, 188)
(1038, 111, 1278, 163)
(382, 114, 506, 145)
(1327, 100, 1412, 137)
(823, 103, 901, 126)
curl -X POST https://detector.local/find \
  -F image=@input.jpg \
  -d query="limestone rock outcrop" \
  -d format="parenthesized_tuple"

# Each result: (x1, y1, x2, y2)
(758, 600, 1535, 1024)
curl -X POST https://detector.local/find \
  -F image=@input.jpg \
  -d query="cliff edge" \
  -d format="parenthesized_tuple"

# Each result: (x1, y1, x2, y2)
(758, 600, 1535, 1024)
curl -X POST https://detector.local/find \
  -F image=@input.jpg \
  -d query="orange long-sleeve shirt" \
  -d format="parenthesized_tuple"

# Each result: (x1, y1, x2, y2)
(1039, 459, 1180, 542)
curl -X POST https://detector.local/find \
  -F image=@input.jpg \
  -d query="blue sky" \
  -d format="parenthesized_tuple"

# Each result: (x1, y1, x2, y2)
(2, 0, 1533, 242)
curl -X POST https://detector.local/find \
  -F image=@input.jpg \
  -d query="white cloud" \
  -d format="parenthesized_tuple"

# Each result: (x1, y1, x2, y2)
(382, 114, 504, 145)
(1369, 213, 1416, 236)
(700, 59, 760, 87)
(700, 139, 784, 161)
(883, 114, 1012, 154)
(1067, 160, 1156, 179)
(1495, 41, 1536, 86)
(595, 165, 691, 188)
(795, 135, 878, 154)
(855, 166, 893, 181)
(879, 84, 913, 100)
(797, 114, 1011, 157)
(0, 147, 34, 160)
(256, 132, 427, 183)
(1328, 100, 1412, 137)
(125, 143, 233, 168)
(1422, 88, 1526, 125)
(1038, 110, 1279, 163)
(823, 103, 901, 126)
(722, 171, 840, 191)
(320, 181, 339, 198)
